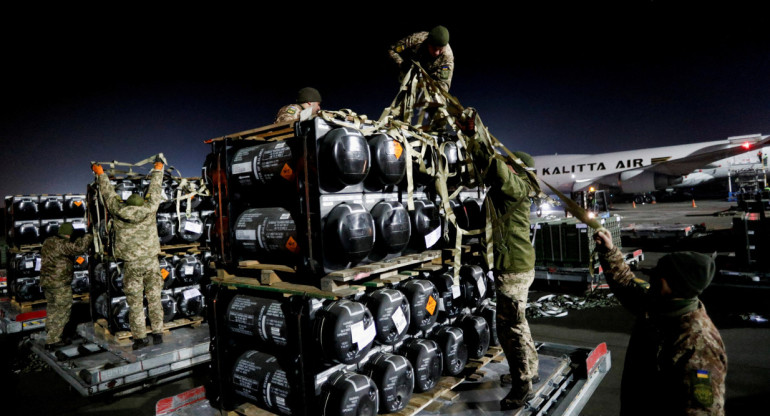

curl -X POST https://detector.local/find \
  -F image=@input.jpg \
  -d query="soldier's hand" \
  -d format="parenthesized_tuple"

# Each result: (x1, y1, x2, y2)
(154, 161, 164, 171)
(593, 228, 614, 252)
(92, 163, 104, 175)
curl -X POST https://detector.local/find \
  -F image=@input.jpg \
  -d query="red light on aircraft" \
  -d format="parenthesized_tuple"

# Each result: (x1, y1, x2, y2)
(742, 142, 752, 149)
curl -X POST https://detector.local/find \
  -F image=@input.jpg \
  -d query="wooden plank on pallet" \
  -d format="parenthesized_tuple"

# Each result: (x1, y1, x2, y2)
(238, 261, 296, 274)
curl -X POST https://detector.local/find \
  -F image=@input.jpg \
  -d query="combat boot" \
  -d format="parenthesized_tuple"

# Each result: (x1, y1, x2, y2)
(152, 333, 163, 345)
(500, 382, 535, 411)
(500, 373, 540, 386)
(45, 340, 69, 351)
(132, 337, 150, 350)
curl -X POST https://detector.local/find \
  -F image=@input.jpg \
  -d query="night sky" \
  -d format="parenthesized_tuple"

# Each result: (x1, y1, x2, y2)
(2, 4, 769, 202)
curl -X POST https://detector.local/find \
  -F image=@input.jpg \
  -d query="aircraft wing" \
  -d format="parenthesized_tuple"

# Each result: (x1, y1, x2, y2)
(644, 135, 770, 177)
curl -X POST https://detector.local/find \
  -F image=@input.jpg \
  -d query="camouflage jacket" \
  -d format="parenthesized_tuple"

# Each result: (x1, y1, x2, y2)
(40, 234, 93, 288)
(388, 31, 454, 91)
(599, 247, 727, 415)
(98, 169, 163, 261)
(275, 104, 303, 123)
(475, 154, 535, 273)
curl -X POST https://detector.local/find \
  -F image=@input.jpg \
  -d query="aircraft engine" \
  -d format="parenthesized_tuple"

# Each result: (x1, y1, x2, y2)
(618, 170, 682, 194)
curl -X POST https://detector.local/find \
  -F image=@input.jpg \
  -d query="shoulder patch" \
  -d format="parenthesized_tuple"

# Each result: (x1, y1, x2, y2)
(395, 45, 404, 53)
(287, 107, 296, 115)
(691, 369, 713, 407)
(440, 65, 450, 80)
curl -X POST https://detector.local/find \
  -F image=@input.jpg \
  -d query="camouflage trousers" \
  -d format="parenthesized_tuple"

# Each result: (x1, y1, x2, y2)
(123, 256, 164, 339)
(43, 285, 72, 344)
(495, 269, 538, 387)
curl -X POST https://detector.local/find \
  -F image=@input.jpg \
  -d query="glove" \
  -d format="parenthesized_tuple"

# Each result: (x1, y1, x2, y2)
(154, 161, 164, 171)
(92, 164, 104, 175)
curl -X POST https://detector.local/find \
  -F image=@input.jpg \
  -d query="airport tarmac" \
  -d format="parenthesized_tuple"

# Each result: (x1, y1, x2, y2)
(1, 198, 768, 415)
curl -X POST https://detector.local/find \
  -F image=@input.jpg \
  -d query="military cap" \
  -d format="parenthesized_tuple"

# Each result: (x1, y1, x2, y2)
(654, 251, 716, 298)
(428, 25, 450, 46)
(58, 222, 74, 237)
(296, 87, 322, 103)
(126, 193, 144, 207)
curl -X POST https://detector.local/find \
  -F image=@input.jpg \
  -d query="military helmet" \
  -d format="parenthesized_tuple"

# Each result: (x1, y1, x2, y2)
(428, 25, 450, 46)
(58, 222, 74, 237)
(296, 87, 322, 103)
(513, 151, 535, 170)
(126, 193, 144, 207)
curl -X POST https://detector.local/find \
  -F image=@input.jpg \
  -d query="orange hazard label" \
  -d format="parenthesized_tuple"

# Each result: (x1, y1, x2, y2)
(425, 296, 437, 316)
(393, 141, 403, 159)
(285, 236, 299, 253)
(161, 269, 170, 280)
(281, 163, 294, 180)
(74, 201, 83, 207)
(76, 257, 85, 264)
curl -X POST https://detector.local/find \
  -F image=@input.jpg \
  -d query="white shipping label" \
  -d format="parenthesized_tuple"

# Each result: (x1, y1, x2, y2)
(451, 285, 461, 299)
(231, 162, 252, 175)
(184, 288, 202, 299)
(350, 320, 376, 348)
(477, 278, 486, 298)
(424, 227, 441, 248)
(235, 229, 256, 241)
(121, 191, 132, 201)
(184, 221, 203, 233)
(25, 261, 34, 269)
(35, 258, 41, 271)
(392, 307, 407, 334)
(184, 265, 194, 275)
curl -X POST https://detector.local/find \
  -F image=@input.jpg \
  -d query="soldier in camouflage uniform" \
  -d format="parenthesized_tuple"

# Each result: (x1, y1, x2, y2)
(40, 222, 93, 349)
(594, 229, 727, 415)
(274, 87, 322, 123)
(92, 159, 166, 350)
(388, 25, 454, 92)
(469, 143, 539, 410)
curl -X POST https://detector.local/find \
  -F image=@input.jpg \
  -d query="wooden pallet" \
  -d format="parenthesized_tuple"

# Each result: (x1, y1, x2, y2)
(93, 315, 205, 343)
(320, 251, 443, 293)
(10, 297, 47, 312)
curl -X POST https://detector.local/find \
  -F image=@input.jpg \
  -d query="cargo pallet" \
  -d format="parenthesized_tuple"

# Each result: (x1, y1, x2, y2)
(0, 292, 91, 335)
(155, 342, 610, 416)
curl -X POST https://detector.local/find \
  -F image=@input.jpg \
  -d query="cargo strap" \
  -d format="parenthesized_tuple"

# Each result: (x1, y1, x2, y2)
(173, 177, 212, 230)
(92, 153, 180, 179)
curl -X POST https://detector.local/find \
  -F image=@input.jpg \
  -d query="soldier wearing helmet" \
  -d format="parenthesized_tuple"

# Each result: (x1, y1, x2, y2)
(388, 25, 454, 92)
(275, 87, 322, 123)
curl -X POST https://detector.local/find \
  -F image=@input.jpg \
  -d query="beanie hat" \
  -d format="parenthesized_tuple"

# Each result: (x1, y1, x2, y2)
(427, 26, 449, 46)
(58, 222, 74, 237)
(654, 252, 715, 298)
(296, 87, 322, 103)
(126, 193, 144, 207)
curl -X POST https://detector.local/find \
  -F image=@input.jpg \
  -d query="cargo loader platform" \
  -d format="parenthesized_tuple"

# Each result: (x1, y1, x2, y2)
(27, 321, 211, 397)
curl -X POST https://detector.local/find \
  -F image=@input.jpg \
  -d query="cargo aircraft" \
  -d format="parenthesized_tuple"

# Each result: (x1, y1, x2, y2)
(532, 134, 769, 201)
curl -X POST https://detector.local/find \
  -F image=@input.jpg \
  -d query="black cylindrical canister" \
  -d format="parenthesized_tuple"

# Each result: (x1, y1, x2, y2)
(400, 338, 443, 393)
(320, 371, 378, 416)
(40, 219, 62, 239)
(71, 270, 90, 295)
(462, 197, 485, 230)
(39, 195, 64, 219)
(456, 314, 491, 359)
(94, 292, 110, 319)
(109, 267, 125, 295)
(318, 126, 371, 190)
(370, 201, 411, 255)
(13, 277, 42, 302)
(431, 326, 469, 376)
(230, 141, 296, 188)
(361, 288, 410, 345)
(366, 133, 406, 187)
(314, 299, 376, 365)
(159, 257, 177, 290)
(234, 208, 300, 257)
(477, 303, 499, 346)
(11, 196, 39, 220)
(400, 279, 440, 334)
(111, 297, 146, 331)
(176, 213, 204, 243)
(232, 350, 296, 416)
(428, 272, 462, 322)
(324, 203, 374, 264)
(175, 254, 203, 286)
(175, 287, 204, 318)
(160, 291, 178, 323)
(409, 199, 442, 250)
(460, 264, 488, 309)
(363, 352, 414, 413)
(14, 252, 40, 277)
(157, 212, 176, 244)
(225, 294, 288, 347)
(13, 220, 41, 246)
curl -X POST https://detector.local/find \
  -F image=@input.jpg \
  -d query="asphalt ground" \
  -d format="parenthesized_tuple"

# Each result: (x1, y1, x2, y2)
(1, 198, 768, 415)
